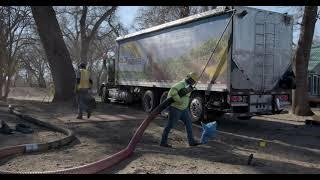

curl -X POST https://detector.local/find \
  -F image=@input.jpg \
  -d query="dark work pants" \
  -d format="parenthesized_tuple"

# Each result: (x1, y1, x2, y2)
(160, 106, 196, 145)
(77, 88, 90, 117)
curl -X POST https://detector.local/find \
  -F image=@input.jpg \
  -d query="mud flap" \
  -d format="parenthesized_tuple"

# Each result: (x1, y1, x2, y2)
(272, 97, 284, 114)
(275, 98, 281, 110)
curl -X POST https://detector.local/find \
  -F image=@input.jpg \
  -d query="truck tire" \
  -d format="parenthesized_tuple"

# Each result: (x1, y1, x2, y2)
(142, 90, 158, 113)
(101, 87, 110, 103)
(189, 93, 204, 123)
(160, 91, 169, 118)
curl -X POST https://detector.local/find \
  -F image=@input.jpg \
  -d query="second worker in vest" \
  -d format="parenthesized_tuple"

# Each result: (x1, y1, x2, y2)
(160, 72, 201, 148)
(75, 63, 93, 119)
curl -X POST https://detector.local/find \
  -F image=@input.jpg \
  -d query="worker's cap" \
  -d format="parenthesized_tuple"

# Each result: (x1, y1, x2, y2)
(186, 72, 199, 82)
(79, 62, 87, 68)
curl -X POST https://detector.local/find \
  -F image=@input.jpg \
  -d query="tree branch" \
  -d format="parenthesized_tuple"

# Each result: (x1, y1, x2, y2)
(74, 12, 80, 41)
(80, 6, 88, 40)
(87, 6, 117, 41)
(107, 16, 120, 37)
(12, 22, 29, 58)
(96, 29, 114, 40)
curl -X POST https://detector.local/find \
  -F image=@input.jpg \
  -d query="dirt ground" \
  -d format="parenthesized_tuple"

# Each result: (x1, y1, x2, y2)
(0, 87, 319, 174)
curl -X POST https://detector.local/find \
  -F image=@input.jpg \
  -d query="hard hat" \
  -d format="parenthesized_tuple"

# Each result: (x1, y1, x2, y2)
(186, 72, 199, 82)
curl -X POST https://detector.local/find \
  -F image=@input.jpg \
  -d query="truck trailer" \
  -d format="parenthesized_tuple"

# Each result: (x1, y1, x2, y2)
(99, 6, 295, 122)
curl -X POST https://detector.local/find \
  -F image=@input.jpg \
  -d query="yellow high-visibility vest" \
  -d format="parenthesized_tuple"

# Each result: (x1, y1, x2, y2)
(78, 69, 90, 89)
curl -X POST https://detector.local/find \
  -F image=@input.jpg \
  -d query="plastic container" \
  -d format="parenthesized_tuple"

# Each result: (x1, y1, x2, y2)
(200, 121, 217, 144)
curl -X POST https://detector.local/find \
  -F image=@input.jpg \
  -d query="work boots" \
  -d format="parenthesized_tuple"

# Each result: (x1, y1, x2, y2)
(87, 110, 91, 119)
(160, 143, 172, 148)
(76, 111, 91, 119)
(189, 141, 201, 147)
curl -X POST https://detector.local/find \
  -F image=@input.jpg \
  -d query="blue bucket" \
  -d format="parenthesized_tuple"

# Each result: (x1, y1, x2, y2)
(200, 121, 217, 144)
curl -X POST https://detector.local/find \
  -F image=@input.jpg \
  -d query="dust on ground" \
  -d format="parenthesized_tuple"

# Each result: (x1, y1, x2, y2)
(0, 87, 319, 174)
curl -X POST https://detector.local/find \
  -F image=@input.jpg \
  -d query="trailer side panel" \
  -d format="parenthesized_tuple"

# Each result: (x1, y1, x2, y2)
(116, 13, 232, 91)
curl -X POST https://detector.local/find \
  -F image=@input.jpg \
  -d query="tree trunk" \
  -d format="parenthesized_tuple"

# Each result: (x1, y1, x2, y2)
(31, 6, 75, 102)
(0, 80, 3, 98)
(96, 65, 104, 90)
(26, 70, 33, 87)
(79, 6, 117, 63)
(80, 38, 90, 63)
(292, 6, 318, 116)
(38, 72, 47, 88)
(0, 41, 6, 99)
(0, 72, 4, 98)
(3, 75, 11, 100)
(12, 74, 17, 87)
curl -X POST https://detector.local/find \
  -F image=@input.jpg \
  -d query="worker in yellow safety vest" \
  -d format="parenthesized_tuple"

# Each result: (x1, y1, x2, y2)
(75, 62, 93, 119)
(160, 72, 201, 148)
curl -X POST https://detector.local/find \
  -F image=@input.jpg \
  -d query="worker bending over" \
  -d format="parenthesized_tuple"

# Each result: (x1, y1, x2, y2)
(160, 72, 201, 148)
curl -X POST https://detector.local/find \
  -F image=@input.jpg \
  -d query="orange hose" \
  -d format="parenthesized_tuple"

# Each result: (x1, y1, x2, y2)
(0, 98, 173, 174)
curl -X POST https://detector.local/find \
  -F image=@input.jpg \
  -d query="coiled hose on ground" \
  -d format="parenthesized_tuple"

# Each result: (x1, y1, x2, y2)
(0, 104, 76, 167)
(0, 96, 175, 174)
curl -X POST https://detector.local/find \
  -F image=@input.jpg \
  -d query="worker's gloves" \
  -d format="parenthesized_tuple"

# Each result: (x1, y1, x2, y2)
(178, 85, 194, 97)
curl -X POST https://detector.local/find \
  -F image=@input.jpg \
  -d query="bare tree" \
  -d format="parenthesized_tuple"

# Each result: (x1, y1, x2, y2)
(31, 6, 75, 101)
(54, 6, 125, 91)
(0, 6, 33, 100)
(89, 35, 117, 90)
(79, 6, 117, 63)
(55, 6, 82, 64)
(292, 6, 318, 116)
(0, 14, 7, 96)
(286, 6, 320, 44)
(0, 25, 7, 97)
(18, 42, 49, 88)
(134, 6, 217, 30)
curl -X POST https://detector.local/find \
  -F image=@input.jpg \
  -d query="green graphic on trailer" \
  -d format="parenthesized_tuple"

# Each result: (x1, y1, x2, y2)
(118, 13, 232, 84)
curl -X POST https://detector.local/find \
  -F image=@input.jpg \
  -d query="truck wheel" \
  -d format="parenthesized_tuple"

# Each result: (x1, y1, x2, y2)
(101, 87, 110, 103)
(160, 91, 169, 118)
(189, 94, 204, 123)
(142, 90, 158, 113)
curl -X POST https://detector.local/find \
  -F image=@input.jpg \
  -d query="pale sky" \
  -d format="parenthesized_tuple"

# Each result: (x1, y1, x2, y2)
(117, 6, 320, 43)
(117, 6, 140, 31)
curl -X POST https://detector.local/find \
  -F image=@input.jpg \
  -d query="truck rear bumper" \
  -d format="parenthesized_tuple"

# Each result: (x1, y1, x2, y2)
(225, 109, 289, 119)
